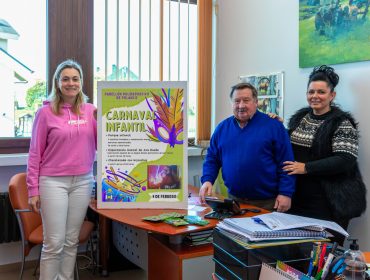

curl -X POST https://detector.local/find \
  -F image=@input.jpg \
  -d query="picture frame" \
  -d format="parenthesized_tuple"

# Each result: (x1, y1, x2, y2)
(239, 71, 284, 119)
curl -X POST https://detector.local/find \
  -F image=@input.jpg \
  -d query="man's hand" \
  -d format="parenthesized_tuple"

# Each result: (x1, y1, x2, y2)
(274, 195, 291, 212)
(199, 181, 213, 204)
(28, 195, 41, 214)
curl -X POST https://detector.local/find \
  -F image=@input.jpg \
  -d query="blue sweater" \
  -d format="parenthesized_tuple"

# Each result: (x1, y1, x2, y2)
(201, 111, 295, 199)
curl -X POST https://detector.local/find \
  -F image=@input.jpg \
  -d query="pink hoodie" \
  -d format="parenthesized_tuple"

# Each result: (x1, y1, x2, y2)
(27, 101, 97, 197)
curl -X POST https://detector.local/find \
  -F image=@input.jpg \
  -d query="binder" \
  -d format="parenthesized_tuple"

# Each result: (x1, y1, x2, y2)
(259, 263, 295, 280)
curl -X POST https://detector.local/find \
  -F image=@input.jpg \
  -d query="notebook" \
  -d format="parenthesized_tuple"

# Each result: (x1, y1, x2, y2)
(223, 217, 330, 238)
(259, 263, 295, 280)
(276, 260, 311, 280)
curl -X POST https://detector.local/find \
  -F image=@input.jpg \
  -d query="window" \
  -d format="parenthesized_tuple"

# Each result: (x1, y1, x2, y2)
(0, 0, 211, 154)
(0, 1, 47, 152)
(94, 0, 198, 138)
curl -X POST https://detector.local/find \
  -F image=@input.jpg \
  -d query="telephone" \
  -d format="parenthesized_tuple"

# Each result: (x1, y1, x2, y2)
(204, 197, 260, 220)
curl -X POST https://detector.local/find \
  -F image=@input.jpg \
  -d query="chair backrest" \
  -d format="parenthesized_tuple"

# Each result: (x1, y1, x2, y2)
(8, 173, 42, 244)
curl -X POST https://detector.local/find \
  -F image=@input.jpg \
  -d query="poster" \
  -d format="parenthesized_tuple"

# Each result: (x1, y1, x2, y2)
(97, 81, 187, 209)
(239, 72, 284, 119)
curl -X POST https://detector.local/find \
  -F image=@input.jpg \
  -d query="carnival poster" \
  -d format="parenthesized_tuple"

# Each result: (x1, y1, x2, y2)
(97, 81, 187, 209)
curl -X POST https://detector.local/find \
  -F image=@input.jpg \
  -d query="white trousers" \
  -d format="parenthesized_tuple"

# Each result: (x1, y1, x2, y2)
(39, 172, 93, 280)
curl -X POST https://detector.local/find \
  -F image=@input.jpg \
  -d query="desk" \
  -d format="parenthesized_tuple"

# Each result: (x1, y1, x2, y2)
(89, 186, 268, 278)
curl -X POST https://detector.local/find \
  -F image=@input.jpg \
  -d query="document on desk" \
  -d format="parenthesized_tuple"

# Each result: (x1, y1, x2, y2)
(217, 221, 331, 242)
(252, 212, 349, 237)
(187, 204, 207, 211)
(221, 218, 331, 240)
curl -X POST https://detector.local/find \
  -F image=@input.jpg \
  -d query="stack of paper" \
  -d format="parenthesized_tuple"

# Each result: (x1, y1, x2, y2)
(252, 212, 349, 237)
(216, 212, 348, 247)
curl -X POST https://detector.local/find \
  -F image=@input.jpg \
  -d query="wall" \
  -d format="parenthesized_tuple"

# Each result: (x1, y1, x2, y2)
(214, 0, 370, 249)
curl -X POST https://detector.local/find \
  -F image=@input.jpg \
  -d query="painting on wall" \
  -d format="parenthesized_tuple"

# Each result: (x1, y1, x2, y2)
(239, 72, 284, 119)
(299, 0, 370, 68)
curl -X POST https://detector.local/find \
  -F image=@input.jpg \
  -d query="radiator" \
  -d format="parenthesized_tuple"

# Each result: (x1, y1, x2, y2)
(0, 192, 20, 243)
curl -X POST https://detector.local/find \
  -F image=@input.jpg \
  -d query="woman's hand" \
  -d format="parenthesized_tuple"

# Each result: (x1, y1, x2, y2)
(93, 108, 97, 120)
(283, 161, 307, 175)
(28, 195, 41, 213)
(267, 113, 284, 123)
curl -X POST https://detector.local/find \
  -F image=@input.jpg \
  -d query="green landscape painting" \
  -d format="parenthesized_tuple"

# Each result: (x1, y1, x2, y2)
(299, 0, 370, 68)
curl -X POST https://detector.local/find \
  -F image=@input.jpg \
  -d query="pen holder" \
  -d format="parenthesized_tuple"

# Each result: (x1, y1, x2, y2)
(308, 242, 334, 277)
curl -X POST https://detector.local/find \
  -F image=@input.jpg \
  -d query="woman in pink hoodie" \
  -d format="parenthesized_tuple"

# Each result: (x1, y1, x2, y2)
(27, 59, 96, 279)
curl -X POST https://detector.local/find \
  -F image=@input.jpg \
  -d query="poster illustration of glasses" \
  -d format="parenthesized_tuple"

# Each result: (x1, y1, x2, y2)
(97, 81, 187, 209)
(239, 72, 284, 119)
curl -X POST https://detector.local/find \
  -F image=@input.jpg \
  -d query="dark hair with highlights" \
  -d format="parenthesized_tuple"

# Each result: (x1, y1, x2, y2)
(308, 65, 339, 92)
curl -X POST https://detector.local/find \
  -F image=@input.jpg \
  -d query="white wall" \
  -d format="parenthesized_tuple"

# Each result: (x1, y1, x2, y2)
(214, 0, 370, 250)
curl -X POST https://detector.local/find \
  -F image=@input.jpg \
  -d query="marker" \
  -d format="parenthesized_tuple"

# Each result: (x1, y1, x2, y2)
(318, 243, 327, 270)
(315, 269, 323, 280)
(320, 252, 335, 279)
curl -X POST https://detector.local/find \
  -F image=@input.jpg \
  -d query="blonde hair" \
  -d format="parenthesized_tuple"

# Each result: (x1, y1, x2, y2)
(48, 59, 88, 115)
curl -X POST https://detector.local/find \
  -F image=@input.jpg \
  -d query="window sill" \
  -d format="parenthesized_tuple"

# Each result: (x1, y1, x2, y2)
(0, 153, 29, 167)
(0, 147, 205, 167)
(188, 146, 207, 157)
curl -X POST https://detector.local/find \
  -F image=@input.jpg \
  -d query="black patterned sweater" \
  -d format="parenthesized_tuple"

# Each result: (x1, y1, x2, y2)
(287, 108, 358, 222)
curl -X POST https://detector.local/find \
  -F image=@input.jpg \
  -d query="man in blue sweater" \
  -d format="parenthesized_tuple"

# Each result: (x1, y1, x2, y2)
(199, 83, 295, 212)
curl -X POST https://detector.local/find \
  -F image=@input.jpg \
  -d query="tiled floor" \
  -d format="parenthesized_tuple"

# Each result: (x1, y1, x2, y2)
(1, 257, 147, 280)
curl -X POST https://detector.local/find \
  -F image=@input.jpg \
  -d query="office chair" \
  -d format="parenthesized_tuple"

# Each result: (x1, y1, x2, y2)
(8, 172, 95, 280)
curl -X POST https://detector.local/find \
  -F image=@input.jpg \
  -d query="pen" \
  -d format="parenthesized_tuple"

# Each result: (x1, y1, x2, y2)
(318, 243, 327, 271)
(315, 269, 323, 280)
(252, 218, 265, 225)
(307, 250, 315, 277)
(312, 242, 321, 277)
(331, 242, 338, 254)
(320, 252, 335, 279)
(326, 257, 346, 280)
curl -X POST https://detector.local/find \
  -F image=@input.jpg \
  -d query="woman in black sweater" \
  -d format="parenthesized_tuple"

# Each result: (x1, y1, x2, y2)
(282, 65, 366, 244)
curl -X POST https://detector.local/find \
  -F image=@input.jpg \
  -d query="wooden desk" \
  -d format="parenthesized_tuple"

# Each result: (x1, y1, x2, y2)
(364, 251, 370, 263)
(89, 186, 268, 278)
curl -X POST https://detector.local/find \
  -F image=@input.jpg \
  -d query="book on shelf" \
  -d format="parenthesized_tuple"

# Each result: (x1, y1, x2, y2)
(185, 229, 213, 246)
(188, 229, 213, 237)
